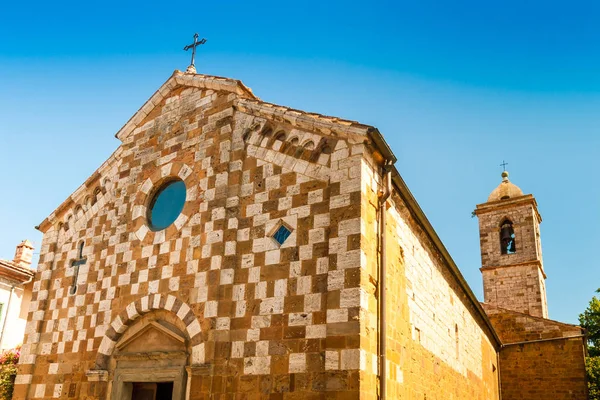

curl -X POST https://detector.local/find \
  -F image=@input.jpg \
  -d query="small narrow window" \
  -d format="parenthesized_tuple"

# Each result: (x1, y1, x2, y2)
(500, 219, 516, 254)
(455, 324, 459, 359)
(271, 224, 292, 246)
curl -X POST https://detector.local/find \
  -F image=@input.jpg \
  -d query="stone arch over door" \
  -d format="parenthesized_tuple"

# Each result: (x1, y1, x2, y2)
(88, 295, 205, 400)
(94, 294, 204, 370)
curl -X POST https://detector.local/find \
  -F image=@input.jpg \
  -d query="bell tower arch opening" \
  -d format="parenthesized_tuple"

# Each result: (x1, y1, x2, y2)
(499, 219, 516, 255)
(474, 170, 548, 318)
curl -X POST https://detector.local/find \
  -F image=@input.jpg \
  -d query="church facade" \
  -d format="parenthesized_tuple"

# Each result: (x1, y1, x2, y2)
(12, 70, 585, 399)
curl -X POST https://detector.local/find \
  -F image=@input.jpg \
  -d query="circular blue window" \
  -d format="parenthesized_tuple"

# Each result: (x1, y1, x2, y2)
(148, 180, 187, 231)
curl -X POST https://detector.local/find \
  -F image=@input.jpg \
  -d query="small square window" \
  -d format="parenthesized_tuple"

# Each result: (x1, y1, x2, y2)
(272, 224, 292, 246)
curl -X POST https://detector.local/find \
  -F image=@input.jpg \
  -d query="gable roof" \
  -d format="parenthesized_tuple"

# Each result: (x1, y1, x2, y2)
(35, 70, 499, 346)
(38, 70, 394, 231)
(115, 71, 259, 142)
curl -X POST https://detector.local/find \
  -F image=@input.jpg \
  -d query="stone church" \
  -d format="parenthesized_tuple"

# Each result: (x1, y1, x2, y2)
(12, 67, 587, 399)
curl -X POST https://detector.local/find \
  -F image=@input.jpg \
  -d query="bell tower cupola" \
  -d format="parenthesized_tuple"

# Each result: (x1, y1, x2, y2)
(474, 170, 548, 318)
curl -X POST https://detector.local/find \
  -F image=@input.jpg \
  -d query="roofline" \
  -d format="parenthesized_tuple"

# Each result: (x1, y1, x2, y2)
(475, 194, 542, 223)
(367, 128, 397, 164)
(32, 72, 503, 347)
(360, 127, 500, 346)
(37, 147, 122, 233)
(115, 71, 259, 142)
(37, 72, 387, 232)
(389, 167, 503, 349)
(0, 260, 35, 283)
(235, 99, 376, 140)
(482, 303, 584, 332)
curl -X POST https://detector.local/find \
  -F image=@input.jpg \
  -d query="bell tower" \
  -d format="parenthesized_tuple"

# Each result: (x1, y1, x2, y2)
(474, 171, 548, 318)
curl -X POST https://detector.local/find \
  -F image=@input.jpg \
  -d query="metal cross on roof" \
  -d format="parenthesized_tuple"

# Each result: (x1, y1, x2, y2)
(184, 33, 207, 72)
(500, 160, 509, 171)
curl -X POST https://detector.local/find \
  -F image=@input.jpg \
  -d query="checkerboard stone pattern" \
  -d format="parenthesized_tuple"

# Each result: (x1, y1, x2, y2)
(14, 73, 509, 400)
(13, 75, 369, 399)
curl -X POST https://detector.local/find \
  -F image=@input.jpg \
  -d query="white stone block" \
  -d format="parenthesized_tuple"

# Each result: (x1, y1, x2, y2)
(325, 351, 339, 370)
(244, 356, 271, 375)
(341, 349, 360, 370)
(289, 353, 306, 373)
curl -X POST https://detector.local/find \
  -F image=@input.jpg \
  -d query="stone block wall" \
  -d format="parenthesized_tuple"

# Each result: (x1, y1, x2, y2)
(13, 72, 509, 400)
(499, 339, 588, 400)
(476, 198, 548, 318)
(477, 199, 541, 269)
(483, 304, 588, 400)
(13, 76, 373, 399)
(358, 155, 500, 400)
(481, 263, 547, 318)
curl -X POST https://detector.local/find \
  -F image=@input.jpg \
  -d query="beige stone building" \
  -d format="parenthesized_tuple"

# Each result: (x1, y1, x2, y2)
(0, 240, 35, 351)
(12, 69, 586, 400)
(475, 173, 588, 400)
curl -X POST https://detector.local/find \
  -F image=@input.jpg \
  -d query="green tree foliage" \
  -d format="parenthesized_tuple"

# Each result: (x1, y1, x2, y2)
(580, 291, 600, 400)
(0, 347, 19, 400)
(580, 294, 600, 357)
(587, 357, 600, 400)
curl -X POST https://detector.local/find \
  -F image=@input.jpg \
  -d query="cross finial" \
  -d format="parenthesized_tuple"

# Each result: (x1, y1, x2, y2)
(183, 33, 207, 74)
(500, 160, 508, 171)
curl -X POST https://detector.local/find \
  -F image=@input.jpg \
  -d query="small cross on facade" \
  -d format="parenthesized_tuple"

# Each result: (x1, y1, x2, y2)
(69, 242, 87, 295)
(500, 160, 509, 171)
(183, 33, 207, 74)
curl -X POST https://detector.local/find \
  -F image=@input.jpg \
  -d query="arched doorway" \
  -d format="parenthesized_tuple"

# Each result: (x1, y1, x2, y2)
(109, 310, 189, 400)
(88, 295, 205, 400)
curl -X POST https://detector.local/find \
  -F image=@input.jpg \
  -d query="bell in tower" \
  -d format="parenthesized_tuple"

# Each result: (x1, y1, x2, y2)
(500, 220, 515, 254)
(473, 170, 548, 318)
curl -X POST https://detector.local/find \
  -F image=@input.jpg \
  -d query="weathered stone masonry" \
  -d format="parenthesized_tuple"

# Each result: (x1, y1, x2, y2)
(14, 71, 505, 400)
(359, 156, 500, 400)
(476, 173, 588, 400)
(484, 304, 588, 400)
(14, 72, 378, 399)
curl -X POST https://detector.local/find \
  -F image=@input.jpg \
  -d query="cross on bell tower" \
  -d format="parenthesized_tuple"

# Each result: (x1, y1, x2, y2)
(183, 33, 207, 74)
(473, 171, 548, 318)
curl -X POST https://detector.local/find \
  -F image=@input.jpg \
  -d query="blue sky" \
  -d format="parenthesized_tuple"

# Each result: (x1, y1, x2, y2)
(1, 0, 599, 324)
